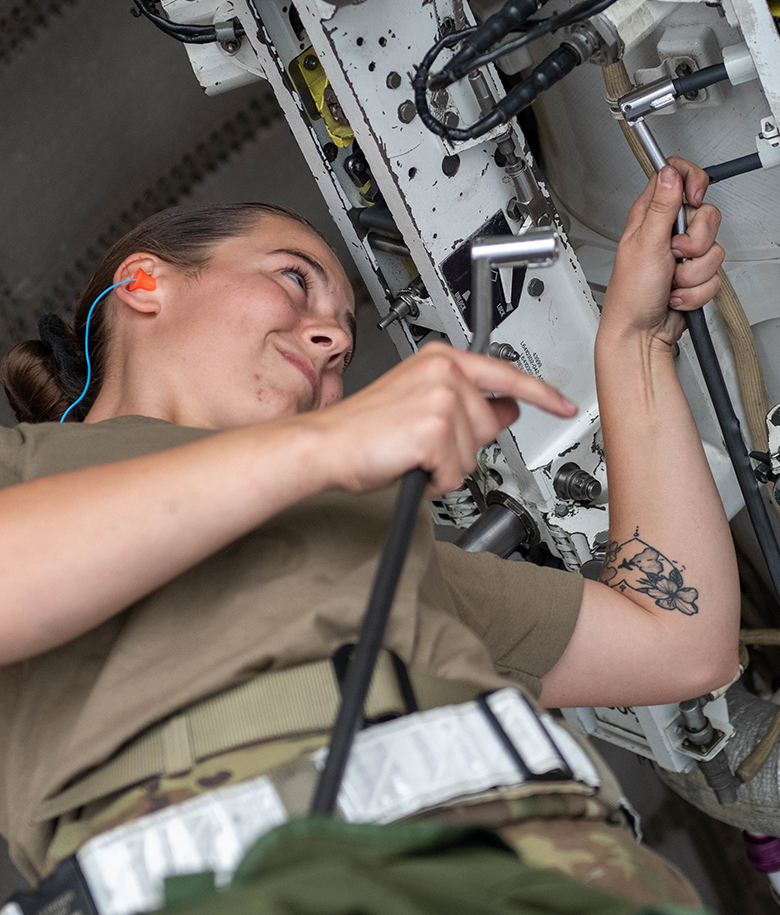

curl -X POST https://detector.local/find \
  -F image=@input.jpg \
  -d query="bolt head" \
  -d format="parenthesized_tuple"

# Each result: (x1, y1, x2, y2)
(221, 39, 240, 54)
(323, 143, 339, 163)
(554, 503, 569, 517)
(398, 100, 417, 123)
(303, 54, 318, 70)
(506, 198, 527, 221)
(527, 278, 545, 298)
(386, 71, 402, 90)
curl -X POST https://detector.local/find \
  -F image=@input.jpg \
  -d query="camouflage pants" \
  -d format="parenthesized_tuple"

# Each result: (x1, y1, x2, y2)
(46, 736, 701, 910)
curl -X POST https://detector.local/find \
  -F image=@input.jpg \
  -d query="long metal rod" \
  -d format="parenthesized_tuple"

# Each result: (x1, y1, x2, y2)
(311, 231, 558, 816)
(629, 117, 780, 600)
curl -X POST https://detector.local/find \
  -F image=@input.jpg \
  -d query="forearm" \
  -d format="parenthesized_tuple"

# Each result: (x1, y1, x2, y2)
(596, 322, 740, 679)
(0, 417, 327, 663)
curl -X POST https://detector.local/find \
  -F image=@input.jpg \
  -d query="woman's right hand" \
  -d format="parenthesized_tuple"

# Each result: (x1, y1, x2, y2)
(310, 341, 578, 498)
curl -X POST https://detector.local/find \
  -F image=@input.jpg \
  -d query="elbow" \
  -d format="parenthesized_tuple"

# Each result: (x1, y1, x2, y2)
(676, 643, 741, 700)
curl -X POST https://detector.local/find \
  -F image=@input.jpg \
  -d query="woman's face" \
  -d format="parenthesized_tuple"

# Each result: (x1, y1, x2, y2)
(160, 215, 357, 429)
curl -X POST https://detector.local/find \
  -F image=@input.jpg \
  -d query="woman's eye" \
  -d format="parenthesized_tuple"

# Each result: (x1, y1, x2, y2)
(282, 269, 307, 290)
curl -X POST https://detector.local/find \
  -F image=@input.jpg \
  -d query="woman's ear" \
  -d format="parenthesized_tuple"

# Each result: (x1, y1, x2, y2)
(112, 254, 165, 315)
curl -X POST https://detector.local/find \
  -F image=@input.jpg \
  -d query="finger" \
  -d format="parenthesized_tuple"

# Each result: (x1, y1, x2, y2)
(633, 166, 685, 252)
(431, 347, 578, 418)
(672, 244, 725, 290)
(667, 156, 710, 207)
(671, 205, 722, 259)
(669, 273, 722, 311)
(622, 175, 658, 237)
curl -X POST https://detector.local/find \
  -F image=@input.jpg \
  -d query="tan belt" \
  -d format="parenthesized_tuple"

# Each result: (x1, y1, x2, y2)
(37, 652, 482, 823)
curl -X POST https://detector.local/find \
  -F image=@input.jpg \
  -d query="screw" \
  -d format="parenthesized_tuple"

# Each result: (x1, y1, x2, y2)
(386, 71, 402, 89)
(535, 213, 553, 228)
(506, 198, 527, 222)
(527, 278, 545, 298)
(221, 39, 240, 54)
(554, 503, 569, 517)
(323, 143, 338, 163)
(443, 111, 459, 128)
(432, 89, 450, 108)
(398, 100, 417, 123)
(442, 154, 460, 177)
(303, 54, 318, 70)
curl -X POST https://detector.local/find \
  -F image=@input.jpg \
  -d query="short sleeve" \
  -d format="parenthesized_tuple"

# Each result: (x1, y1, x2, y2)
(434, 542, 584, 693)
(0, 424, 23, 490)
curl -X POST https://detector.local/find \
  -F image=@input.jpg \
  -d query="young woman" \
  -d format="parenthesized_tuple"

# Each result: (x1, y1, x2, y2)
(0, 159, 735, 899)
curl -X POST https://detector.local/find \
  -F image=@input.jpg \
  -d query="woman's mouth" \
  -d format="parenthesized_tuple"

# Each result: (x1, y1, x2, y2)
(278, 348, 319, 395)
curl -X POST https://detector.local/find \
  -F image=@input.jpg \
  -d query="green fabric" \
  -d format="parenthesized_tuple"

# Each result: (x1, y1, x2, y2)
(155, 818, 714, 915)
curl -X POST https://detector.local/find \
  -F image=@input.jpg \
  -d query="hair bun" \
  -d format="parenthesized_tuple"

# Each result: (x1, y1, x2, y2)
(37, 314, 87, 399)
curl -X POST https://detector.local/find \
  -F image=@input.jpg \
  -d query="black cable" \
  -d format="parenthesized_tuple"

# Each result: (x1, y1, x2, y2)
(458, 0, 617, 81)
(705, 152, 762, 184)
(672, 62, 728, 97)
(132, 0, 244, 44)
(430, 0, 545, 90)
(685, 309, 780, 599)
(310, 467, 428, 815)
(416, 39, 582, 141)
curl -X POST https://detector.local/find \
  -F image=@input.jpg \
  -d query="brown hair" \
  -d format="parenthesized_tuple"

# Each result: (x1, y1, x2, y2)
(1, 202, 324, 423)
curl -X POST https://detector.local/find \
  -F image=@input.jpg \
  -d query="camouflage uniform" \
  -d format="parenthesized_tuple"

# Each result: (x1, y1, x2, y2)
(46, 737, 701, 909)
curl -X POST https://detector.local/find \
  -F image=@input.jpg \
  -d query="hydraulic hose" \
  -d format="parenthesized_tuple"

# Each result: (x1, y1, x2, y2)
(430, 0, 544, 89)
(705, 153, 763, 185)
(417, 40, 585, 142)
(602, 61, 780, 599)
(672, 62, 728, 97)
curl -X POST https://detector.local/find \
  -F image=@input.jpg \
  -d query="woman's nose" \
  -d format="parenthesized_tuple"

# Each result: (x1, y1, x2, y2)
(302, 318, 353, 360)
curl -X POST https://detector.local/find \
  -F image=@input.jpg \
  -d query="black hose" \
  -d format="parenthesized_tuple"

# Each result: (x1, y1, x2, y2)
(416, 40, 581, 142)
(310, 467, 428, 815)
(672, 62, 728, 97)
(132, 0, 244, 43)
(492, 42, 580, 122)
(705, 153, 762, 184)
(358, 206, 401, 235)
(431, 0, 543, 89)
(685, 309, 780, 598)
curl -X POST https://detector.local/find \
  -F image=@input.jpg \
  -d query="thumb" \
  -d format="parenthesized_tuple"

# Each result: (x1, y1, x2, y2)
(636, 166, 684, 249)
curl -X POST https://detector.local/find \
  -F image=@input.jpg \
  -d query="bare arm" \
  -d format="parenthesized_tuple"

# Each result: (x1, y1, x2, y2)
(540, 160, 740, 709)
(0, 344, 576, 664)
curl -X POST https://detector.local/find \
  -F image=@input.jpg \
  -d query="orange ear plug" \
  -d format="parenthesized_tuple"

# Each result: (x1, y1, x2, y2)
(128, 268, 157, 291)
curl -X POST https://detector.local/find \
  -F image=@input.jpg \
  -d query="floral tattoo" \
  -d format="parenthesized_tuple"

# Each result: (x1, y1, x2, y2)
(601, 532, 699, 616)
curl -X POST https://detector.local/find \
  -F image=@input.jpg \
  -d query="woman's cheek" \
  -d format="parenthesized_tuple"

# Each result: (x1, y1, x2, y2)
(318, 375, 344, 409)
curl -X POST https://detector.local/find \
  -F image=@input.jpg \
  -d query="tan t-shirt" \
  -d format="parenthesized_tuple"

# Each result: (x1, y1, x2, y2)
(0, 416, 584, 879)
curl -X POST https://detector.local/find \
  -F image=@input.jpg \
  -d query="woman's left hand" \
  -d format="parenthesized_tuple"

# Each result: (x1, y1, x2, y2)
(600, 156, 725, 350)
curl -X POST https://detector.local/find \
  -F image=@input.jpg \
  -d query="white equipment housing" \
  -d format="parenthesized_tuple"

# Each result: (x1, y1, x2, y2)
(163, 0, 780, 778)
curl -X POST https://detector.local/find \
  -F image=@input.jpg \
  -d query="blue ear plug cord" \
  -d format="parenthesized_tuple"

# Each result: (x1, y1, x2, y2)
(60, 279, 134, 423)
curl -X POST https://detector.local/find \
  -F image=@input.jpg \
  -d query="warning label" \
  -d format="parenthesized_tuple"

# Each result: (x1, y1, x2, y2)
(439, 210, 526, 333)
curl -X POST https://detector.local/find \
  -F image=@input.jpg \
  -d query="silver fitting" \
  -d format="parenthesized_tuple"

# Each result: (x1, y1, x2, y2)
(562, 23, 602, 66)
(377, 279, 426, 331)
(617, 77, 677, 122)
(554, 462, 602, 503)
(488, 342, 520, 362)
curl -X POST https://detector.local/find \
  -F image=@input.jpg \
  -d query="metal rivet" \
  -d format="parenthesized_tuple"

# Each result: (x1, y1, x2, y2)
(442, 154, 460, 177)
(323, 143, 338, 163)
(303, 54, 318, 71)
(386, 71, 402, 89)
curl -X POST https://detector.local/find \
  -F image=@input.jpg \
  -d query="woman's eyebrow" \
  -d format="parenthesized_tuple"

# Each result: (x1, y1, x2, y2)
(268, 248, 328, 283)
